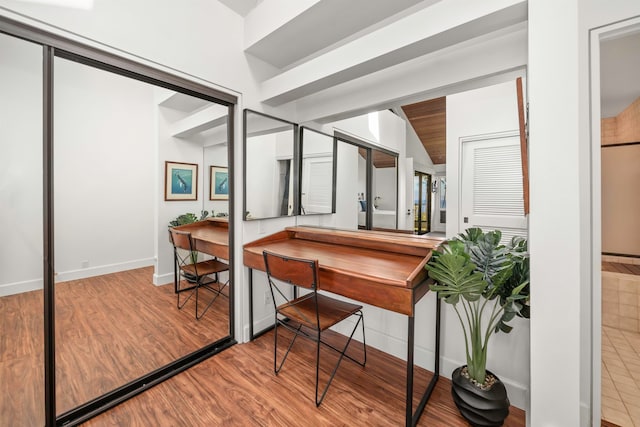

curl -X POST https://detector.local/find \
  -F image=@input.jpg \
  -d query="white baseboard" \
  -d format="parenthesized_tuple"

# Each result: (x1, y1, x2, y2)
(154, 271, 174, 286)
(56, 258, 155, 282)
(0, 258, 156, 297)
(0, 278, 43, 297)
(252, 314, 276, 337)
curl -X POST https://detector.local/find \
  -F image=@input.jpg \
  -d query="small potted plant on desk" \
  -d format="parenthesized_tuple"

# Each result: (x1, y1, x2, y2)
(425, 228, 529, 427)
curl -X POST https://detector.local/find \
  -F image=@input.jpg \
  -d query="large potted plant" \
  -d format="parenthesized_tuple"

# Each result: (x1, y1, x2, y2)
(425, 228, 529, 427)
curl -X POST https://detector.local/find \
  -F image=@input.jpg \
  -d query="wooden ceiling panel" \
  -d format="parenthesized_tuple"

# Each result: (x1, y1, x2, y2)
(358, 147, 397, 168)
(402, 97, 446, 164)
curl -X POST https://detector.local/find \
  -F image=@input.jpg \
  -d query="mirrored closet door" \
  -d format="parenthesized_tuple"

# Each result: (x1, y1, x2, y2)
(53, 57, 233, 416)
(0, 16, 236, 426)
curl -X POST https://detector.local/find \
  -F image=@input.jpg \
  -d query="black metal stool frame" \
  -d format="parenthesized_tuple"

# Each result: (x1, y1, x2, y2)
(263, 250, 367, 406)
(169, 229, 229, 320)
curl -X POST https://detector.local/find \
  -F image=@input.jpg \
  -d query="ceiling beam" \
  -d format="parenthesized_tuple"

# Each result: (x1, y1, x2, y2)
(260, 0, 526, 106)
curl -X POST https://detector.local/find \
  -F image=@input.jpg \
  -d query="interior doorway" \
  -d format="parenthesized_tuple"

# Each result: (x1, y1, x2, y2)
(413, 171, 431, 234)
(590, 17, 640, 427)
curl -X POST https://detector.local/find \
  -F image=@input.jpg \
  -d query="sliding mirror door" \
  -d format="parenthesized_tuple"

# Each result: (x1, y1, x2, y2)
(0, 32, 44, 427)
(243, 110, 297, 220)
(52, 56, 233, 417)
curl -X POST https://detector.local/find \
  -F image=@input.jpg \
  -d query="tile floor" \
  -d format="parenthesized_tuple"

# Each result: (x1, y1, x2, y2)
(602, 325, 640, 426)
(601, 259, 640, 427)
(602, 271, 640, 334)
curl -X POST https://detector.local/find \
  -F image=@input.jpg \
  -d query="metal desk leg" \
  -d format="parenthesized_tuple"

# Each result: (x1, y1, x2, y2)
(406, 315, 415, 427)
(409, 295, 442, 426)
(248, 268, 254, 340)
(173, 252, 178, 294)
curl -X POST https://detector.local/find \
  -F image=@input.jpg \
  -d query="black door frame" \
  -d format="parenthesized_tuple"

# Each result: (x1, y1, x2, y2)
(414, 171, 432, 235)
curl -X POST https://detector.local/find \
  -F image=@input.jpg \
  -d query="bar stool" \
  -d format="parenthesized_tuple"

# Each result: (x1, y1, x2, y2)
(169, 228, 229, 320)
(263, 250, 367, 406)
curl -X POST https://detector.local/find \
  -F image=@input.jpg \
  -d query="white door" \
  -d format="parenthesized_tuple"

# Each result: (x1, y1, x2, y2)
(460, 131, 527, 243)
(432, 174, 446, 233)
(301, 156, 333, 214)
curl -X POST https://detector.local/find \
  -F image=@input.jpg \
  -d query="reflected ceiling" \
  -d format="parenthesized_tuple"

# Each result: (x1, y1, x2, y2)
(401, 96, 446, 165)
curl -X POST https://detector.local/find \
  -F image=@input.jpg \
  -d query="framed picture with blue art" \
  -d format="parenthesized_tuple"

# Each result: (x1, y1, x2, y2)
(210, 165, 229, 200)
(164, 161, 198, 201)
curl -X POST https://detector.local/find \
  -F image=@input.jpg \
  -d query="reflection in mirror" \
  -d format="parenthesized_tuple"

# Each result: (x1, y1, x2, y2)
(244, 110, 296, 220)
(357, 148, 368, 229)
(200, 112, 229, 217)
(52, 57, 231, 415)
(300, 128, 336, 215)
(0, 33, 44, 427)
(370, 149, 398, 230)
(332, 140, 361, 230)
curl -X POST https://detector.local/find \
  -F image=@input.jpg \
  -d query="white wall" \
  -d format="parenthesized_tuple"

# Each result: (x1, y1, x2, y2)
(529, 1, 640, 426)
(442, 80, 529, 408)
(54, 58, 156, 281)
(155, 99, 211, 284)
(0, 33, 43, 296)
(528, 3, 581, 425)
(0, 37, 157, 295)
(204, 143, 229, 217)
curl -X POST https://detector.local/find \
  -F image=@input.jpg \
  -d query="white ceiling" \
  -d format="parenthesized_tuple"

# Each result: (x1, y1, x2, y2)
(600, 30, 640, 118)
(217, 0, 259, 17)
(243, 0, 426, 70)
(221, 0, 637, 122)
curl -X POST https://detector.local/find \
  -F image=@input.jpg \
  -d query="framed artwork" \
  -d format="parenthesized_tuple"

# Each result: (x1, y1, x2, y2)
(165, 161, 198, 201)
(210, 165, 229, 200)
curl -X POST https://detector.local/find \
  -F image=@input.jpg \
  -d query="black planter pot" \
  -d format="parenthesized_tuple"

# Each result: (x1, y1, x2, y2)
(451, 366, 510, 427)
(183, 272, 198, 284)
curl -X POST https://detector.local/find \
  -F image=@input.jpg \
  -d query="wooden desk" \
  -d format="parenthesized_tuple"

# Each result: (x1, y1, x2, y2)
(243, 226, 444, 427)
(172, 218, 229, 260)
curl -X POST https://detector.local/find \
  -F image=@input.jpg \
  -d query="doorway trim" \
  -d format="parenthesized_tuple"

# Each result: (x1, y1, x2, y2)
(589, 15, 640, 425)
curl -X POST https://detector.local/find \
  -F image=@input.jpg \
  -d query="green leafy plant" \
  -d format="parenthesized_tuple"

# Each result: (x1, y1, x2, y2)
(168, 210, 210, 227)
(425, 228, 529, 385)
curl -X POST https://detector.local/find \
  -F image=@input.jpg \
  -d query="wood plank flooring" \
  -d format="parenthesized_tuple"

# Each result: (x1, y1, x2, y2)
(1, 267, 526, 426)
(85, 324, 525, 427)
(85, 327, 526, 426)
(0, 267, 229, 426)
